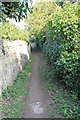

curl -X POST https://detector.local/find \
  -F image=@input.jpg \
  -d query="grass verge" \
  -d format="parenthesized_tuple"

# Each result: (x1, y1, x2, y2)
(40, 54, 79, 119)
(2, 55, 32, 118)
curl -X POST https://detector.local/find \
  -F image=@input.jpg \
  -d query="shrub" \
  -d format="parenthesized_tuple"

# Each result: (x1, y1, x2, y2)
(26, 1, 60, 47)
(0, 22, 29, 41)
(27, 1, 79, 91)
(43, 1, 79, 91)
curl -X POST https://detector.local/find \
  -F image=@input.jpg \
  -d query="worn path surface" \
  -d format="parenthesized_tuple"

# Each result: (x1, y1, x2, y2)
(22, 50, 50, 118)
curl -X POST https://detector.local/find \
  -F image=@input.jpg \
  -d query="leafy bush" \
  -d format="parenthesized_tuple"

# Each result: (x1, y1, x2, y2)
(26, 1, 60, 47)
(0, 22, 29, 41)
(0, 2, 7, 22)
(0, 2, 28, 22)
(43, 1, 80, 91)
(27, 0, 80, 91)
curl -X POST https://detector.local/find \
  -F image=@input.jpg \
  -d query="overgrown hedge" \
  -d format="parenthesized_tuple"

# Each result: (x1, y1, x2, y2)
(43, 1, 80, 91)
(28, 1, 79, 91)
(26, 1, 60, 47)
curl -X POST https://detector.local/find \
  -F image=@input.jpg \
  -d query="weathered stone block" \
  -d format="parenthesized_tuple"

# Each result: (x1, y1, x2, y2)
(0, 40, 30, 95)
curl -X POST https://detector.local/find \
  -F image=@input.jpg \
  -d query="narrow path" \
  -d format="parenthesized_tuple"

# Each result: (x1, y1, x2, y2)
(22, 50, 50, 118)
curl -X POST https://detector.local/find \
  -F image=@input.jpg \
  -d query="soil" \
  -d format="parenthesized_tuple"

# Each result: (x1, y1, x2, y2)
(22, 49, 50, 118)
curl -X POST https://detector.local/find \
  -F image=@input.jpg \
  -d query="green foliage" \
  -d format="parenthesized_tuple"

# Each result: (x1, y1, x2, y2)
(0, 22, 29, 41)
(43, 1, 80, 91)
(0, 1, 28, 22)
(0, 2, 7, 22)
(27, 1, 80, 91)
(2, 56, 32, 118)
(26, 1, 59, 46)
(40, 55, 79, 119)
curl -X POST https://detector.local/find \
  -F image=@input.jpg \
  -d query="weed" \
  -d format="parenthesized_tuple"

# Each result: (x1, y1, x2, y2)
(40, 54, 79, 119)
(2, 56, 32, 118)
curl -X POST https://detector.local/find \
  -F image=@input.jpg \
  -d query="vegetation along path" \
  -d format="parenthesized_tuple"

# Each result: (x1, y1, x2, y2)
(22, 49, 51, 118)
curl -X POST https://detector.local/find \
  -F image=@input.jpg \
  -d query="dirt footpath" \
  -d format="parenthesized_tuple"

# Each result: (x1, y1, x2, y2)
(22, 50, 50, 118)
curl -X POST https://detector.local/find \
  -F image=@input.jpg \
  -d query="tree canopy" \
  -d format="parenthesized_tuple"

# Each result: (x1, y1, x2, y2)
(0, 1, 29, 22)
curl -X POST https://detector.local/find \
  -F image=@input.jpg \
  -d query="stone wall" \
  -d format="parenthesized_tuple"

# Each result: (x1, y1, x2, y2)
(0, 40, 31, 95)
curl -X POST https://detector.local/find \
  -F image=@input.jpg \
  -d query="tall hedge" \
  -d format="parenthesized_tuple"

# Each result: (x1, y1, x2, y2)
(27, 1, 79, 91)
(43, 1, 79, 91)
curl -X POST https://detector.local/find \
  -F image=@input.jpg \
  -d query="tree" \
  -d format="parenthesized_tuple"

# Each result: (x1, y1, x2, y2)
(0, 1, 29, 22)
(27, 1, 59, 37)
